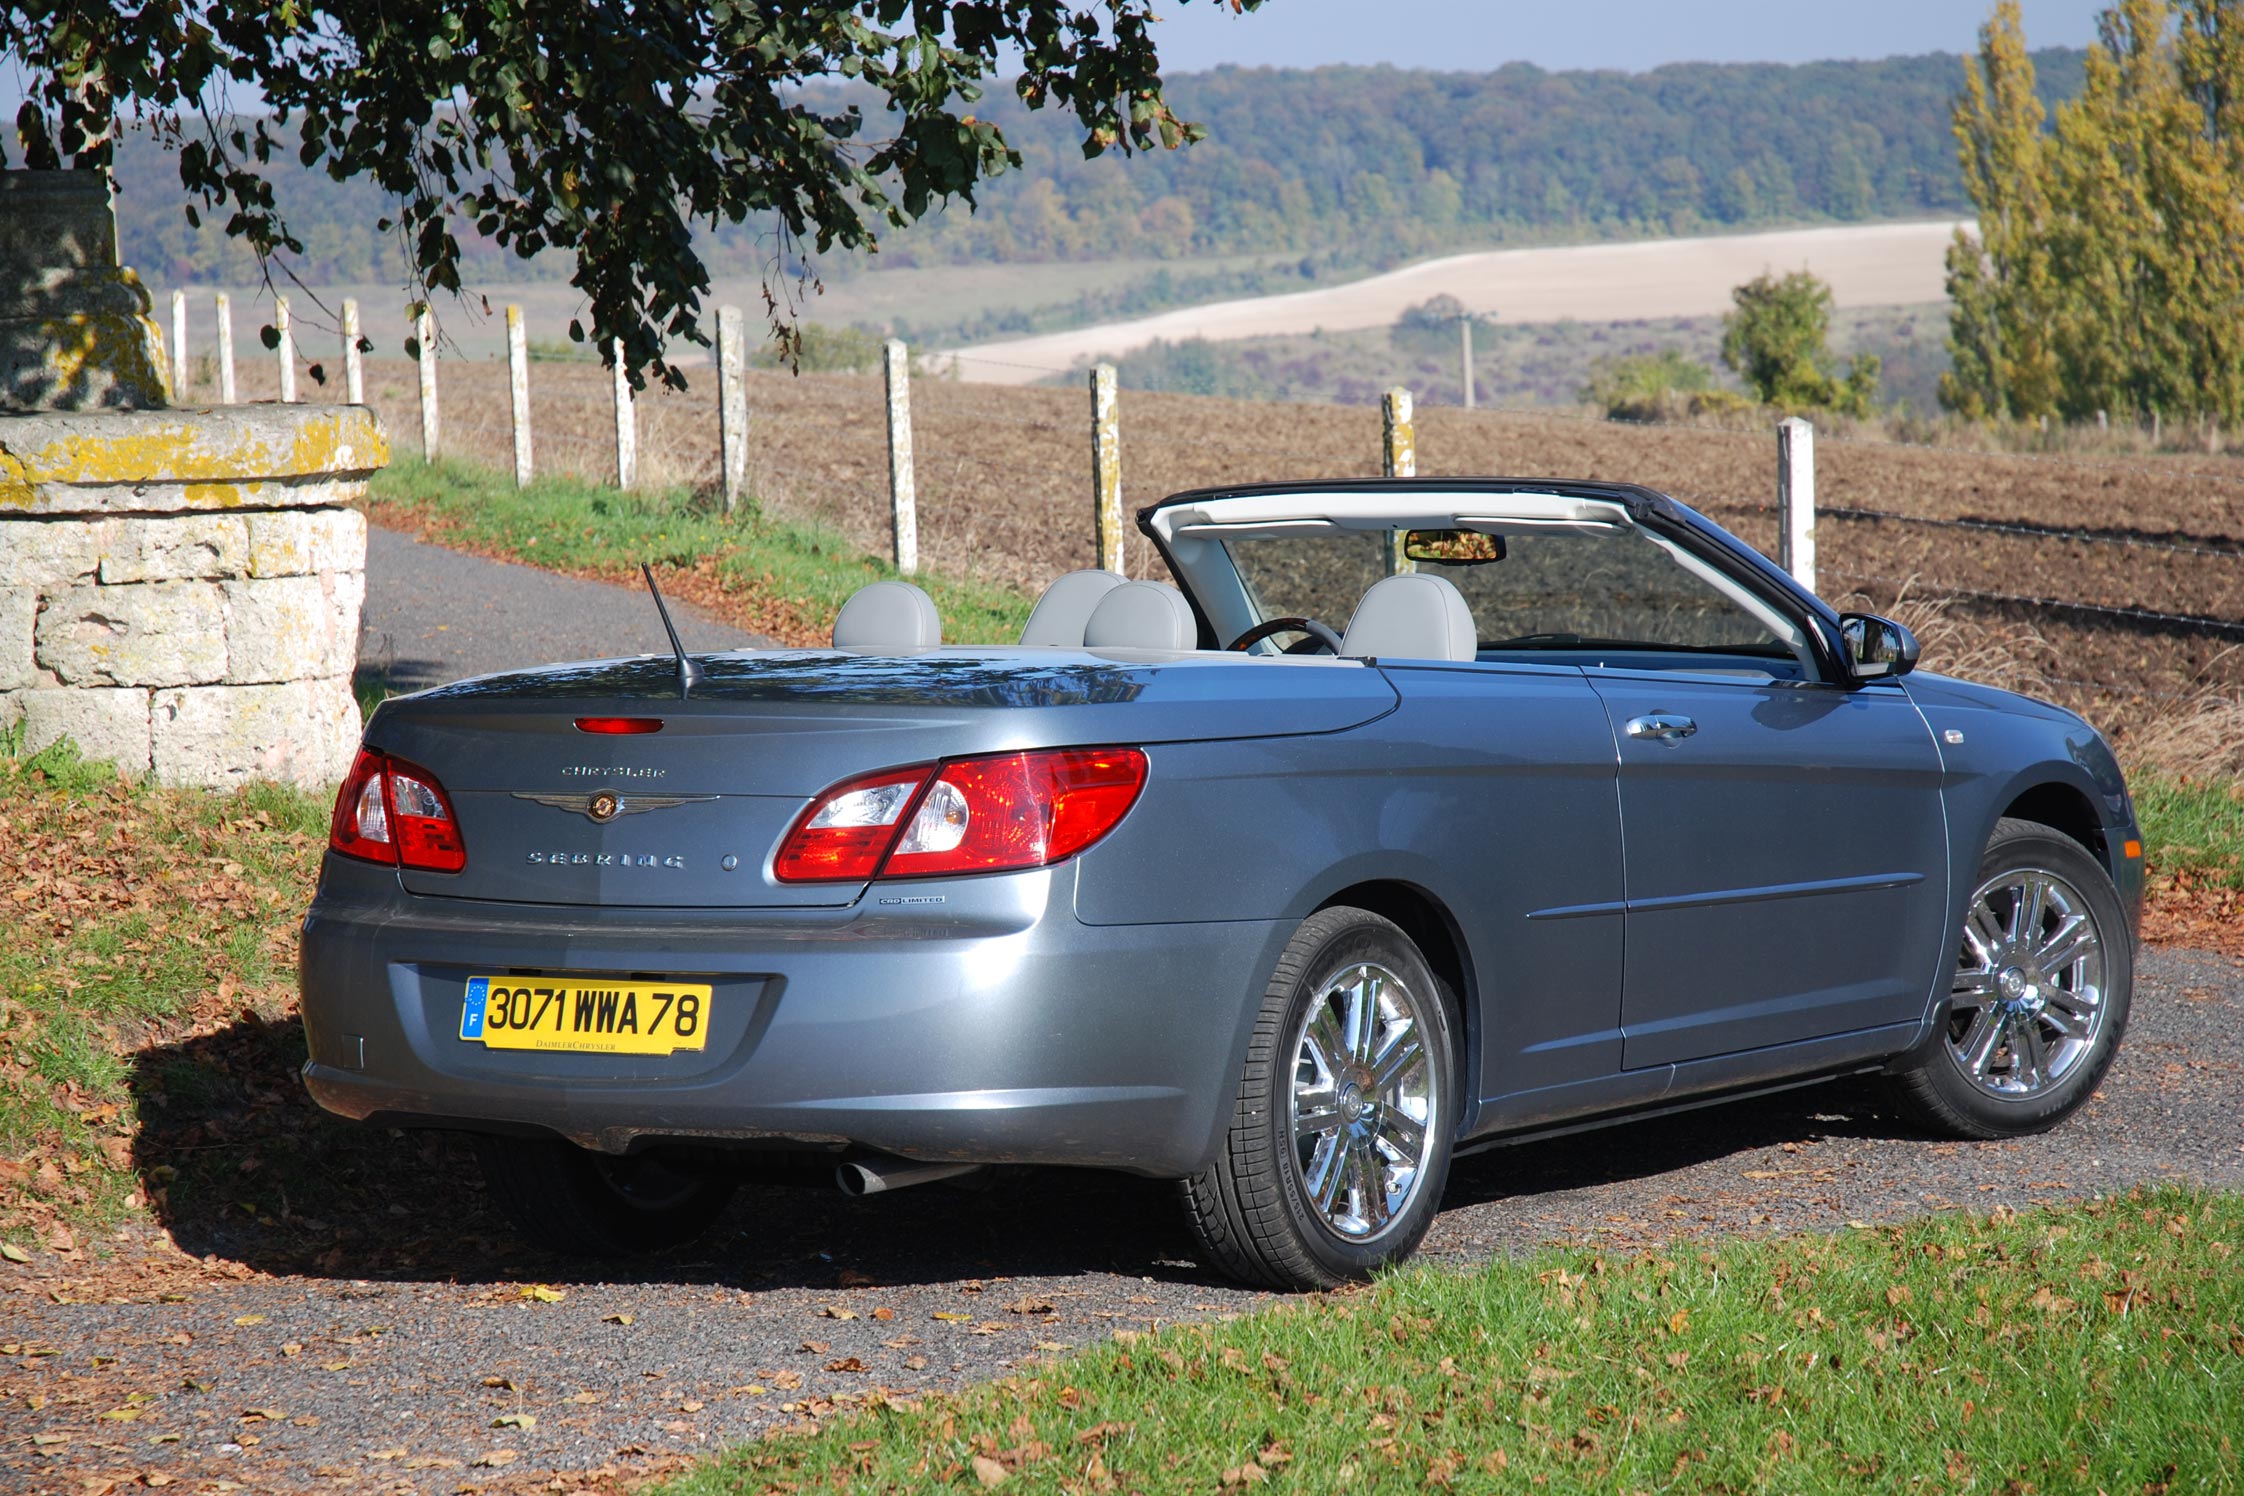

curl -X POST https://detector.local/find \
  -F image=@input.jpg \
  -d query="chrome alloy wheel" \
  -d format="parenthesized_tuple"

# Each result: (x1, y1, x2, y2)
(1946, 866, 2109, 1099)
(1287, 962, 1438, 1240)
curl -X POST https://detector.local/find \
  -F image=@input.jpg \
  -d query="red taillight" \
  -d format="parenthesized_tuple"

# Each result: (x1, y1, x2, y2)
(772, 748, 1147, 884)
(772, 766, 933, 883)
(330, 748, 393, 864)
(328, 749, 468, 873)
(576, 717, 663, 735)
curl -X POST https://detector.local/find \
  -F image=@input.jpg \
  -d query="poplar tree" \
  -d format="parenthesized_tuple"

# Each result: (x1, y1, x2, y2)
(1941, 1, 2062, 420)
(1944, 0, 2244, 424)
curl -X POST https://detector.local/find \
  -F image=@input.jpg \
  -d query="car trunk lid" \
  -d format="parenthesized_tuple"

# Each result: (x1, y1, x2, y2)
(365, 648, 1396, 908)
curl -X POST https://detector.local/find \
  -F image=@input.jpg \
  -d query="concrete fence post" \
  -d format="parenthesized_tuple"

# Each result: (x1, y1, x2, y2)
(341, 298, 364, 404)
(717, 305, 749, 517)
(1778, 416, 1816, 593)
(884, 339, 920, 575)
(1382, 386, 1416, 575)
(1459, 316, 1475, 410)
(415, 307, 439, 461)
(168, 289, 186, 400)
(611, 340, 636, 489)
(215, 292, 236, 404)
(506, 305, 533, 489)
(1090, 363, 1123, 575)
(274, 294, 295, 403)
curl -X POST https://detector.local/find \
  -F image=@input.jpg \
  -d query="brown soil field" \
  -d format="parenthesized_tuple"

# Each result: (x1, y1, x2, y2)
(207, 357, 2244, 732)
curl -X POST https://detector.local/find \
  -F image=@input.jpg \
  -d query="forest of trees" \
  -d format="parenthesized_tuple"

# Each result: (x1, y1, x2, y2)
(112, 48, 2088, 293)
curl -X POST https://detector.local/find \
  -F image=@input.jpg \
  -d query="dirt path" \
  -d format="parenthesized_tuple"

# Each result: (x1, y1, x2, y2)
(943, 220, 1968, 382)
(5, 946, 2237, 1496)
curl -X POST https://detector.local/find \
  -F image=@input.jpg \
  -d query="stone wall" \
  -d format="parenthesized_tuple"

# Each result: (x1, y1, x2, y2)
(1, 404, 388, 787)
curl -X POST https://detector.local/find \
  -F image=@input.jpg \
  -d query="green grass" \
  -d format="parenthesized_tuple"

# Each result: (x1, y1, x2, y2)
(658, 1190, 2244, 1495)
(0, 725, 328, 1242)
(2134, 771, 2244, 888)
(365, 457, 1033, 646)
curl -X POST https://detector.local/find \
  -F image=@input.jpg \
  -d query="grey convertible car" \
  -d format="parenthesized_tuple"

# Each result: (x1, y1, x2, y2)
(300, 479, 2140, 1289)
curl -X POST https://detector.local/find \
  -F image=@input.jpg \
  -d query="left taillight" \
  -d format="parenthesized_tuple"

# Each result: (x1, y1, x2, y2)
(329, 748, 468, 873)
(773, 747, 1147, 883)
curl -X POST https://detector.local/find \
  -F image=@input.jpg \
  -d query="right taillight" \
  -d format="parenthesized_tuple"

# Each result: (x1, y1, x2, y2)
(773, 748, 1147, 884)
(328, 748, 468, 873)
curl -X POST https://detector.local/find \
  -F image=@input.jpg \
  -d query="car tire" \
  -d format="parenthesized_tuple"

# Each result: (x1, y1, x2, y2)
(1180, 906, 1458, 1290)
(1883, 817, 2133, 1140)
(472, 1136, 736, 1257)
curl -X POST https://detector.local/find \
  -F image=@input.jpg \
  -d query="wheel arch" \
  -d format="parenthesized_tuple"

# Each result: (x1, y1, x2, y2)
(1998, 776, 2111, 871)
(1313, 879, 1482, 1137)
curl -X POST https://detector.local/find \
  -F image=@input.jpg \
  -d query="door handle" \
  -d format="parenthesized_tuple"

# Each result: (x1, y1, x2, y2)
(1625, 713, 1698, 742)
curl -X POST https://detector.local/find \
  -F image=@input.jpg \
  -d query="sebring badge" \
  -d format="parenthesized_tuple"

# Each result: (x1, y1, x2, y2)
(512, 790, 717, 823)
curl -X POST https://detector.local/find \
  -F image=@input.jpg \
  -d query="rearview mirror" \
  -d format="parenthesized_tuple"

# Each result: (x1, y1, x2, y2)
(1839, 613, 1920, 682)
(1403, 529, 1506, 565)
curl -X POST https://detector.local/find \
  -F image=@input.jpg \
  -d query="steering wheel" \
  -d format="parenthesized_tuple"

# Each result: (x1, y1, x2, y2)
(1225, 616, 1344, 654)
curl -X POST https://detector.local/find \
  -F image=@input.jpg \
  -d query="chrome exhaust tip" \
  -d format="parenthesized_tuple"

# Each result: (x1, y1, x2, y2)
(835, 1155, 986, 1197)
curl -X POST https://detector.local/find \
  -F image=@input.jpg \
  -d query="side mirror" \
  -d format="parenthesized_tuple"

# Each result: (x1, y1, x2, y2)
(1838, 613, 1920, 682)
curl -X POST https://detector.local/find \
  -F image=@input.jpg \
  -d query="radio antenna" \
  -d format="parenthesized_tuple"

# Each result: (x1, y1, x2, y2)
(640, 563, 702, 697)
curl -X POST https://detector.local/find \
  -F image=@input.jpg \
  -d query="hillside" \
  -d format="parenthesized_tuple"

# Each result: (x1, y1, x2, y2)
(112, 49, 2085, 338)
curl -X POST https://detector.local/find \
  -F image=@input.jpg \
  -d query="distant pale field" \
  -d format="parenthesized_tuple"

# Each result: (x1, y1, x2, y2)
(942, 219, 1971, 384)
(149, 221, 1966, 382)
(146, 253, 1281, 370)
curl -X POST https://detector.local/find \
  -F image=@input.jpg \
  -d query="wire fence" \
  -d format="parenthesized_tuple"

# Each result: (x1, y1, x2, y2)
(165, 290, 2244, 723)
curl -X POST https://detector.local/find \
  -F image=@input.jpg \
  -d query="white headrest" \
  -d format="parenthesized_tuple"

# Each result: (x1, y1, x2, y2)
(1339, 573, 1477, 662)
(1020, 569, 1127, 647)
(832, 580, 941, 650)
(1082, 580, 1198, 652)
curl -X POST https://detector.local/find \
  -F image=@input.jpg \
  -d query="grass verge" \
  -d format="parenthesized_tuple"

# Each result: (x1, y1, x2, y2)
(0, 725, 327, 1253)
(658, 1189, 2243, 1495)
(2134, 770, 2244, 889)
(364, 457, 1034, 648)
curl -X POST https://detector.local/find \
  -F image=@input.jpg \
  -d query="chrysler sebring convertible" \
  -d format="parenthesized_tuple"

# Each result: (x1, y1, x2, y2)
(300, 479, 2138, 1288)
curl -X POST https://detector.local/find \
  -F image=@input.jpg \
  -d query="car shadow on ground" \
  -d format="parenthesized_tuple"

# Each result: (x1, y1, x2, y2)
(129, 1013, 1923, 1294)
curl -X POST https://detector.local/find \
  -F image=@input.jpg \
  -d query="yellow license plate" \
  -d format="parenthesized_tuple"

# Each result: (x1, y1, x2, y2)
(460, 975, 713, 1055)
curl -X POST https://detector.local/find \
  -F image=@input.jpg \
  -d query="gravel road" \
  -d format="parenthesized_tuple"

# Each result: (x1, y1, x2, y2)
(356, 525, 771, 695)
(6, 946, 2239, 1496)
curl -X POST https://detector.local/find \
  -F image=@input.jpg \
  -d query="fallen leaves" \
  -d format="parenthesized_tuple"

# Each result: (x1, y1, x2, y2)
(519, 1283, 567, 1304)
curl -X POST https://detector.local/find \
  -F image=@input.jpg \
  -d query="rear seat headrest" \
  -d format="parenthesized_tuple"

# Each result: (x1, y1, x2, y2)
(832, 580, 941, 650)
(1020, 569, 1127, 647)
(1082, 580, 1198, 652)
(1340, 573, 1477, 662)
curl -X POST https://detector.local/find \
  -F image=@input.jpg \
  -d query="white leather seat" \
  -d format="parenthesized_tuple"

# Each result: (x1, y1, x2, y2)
(1339, 573, 1477, 662)
(1020, 569, 1127, 646)
(832, 580, 941, 649)
(1082, 580, 1198, 651)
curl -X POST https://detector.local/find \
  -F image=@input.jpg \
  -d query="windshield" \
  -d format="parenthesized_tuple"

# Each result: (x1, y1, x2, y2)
(1222, 523, 1798, 663)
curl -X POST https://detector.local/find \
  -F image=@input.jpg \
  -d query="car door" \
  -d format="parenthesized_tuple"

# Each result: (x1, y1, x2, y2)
(1587, 668, 1949, 1069)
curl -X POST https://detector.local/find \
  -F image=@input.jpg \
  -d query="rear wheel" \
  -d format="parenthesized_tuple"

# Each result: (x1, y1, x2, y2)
(1883, 818, 2132, 1139)
(1181, 907, 1457, 1289)
(473, 1137, 736, 1257)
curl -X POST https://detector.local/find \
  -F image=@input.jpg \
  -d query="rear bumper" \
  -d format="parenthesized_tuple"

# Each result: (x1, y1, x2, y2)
(297, 856, 1283, 1177)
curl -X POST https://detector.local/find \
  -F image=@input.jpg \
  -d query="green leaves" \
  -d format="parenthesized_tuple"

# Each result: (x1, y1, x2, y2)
(3, 1, 1257, 391)
(1944, 0, 2244, 424)
(1721, 270, 1882, 417)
